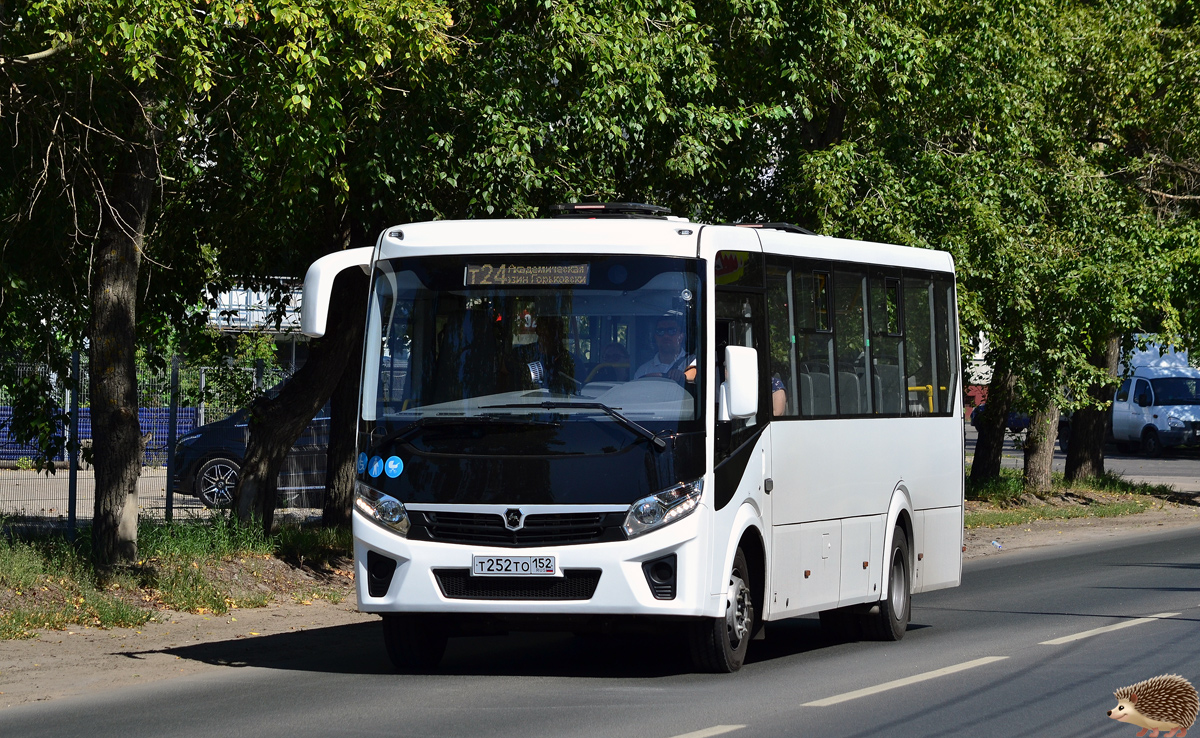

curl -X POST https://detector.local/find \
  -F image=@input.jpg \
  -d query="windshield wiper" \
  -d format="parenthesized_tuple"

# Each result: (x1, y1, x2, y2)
(481, 401, 668, 450)
(372, 414, 561, 448)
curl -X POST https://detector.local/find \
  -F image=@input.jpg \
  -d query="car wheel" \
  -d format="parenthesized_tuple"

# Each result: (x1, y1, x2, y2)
(863, 530, 911, 642)
(195, 457, 240, 508)
(382, 614, 448, 673)
(690, 547, 755, 673)
(1142, 428, 1163, 458)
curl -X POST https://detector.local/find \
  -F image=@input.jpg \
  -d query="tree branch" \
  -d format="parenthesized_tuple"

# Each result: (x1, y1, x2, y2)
(0, 40, 79, 67)
(1138, 185, 1200, 202)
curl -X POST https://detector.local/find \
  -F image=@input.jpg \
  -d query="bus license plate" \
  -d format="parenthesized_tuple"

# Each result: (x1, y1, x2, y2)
(472, 555, 556, 577)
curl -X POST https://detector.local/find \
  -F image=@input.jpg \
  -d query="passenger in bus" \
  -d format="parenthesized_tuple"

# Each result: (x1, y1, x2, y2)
(587, 342, 631, 382)
(635, 315, 697, 383)
(771, 373, 787, 416)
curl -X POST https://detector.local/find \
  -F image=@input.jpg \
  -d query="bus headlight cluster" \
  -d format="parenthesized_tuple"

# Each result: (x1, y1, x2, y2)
(1167, 415, 1185, 429)
(354, 481, 410, 536)
(624, 479, 703, 538)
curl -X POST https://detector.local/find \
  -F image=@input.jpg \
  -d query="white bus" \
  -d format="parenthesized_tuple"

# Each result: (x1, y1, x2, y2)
(301, 203, 963, 673)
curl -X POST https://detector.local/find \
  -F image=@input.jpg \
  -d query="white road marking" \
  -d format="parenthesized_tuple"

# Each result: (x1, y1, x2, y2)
(668, 726, 745, 738)
(801, 656, 1009, 707)
(1039, 612, 1180, 645)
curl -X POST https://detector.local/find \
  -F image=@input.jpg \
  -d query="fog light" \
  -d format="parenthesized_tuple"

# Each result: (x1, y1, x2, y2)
(642, 554, 677, 600)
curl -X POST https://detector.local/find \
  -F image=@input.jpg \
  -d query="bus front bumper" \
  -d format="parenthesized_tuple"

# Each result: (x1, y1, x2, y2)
(352, 507, 712, 619)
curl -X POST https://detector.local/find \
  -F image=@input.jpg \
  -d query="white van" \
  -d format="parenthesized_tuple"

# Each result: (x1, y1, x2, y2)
(1111, 364, 1200, 455)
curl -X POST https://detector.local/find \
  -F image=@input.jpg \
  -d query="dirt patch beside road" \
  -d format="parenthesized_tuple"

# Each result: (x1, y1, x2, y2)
(0, 595, 372, 709)
(964, 500, 1200, 559)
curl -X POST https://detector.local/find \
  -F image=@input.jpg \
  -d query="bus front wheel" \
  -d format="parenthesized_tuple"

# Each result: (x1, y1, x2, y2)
(381, 614, 447, 673)
(864, 531, 911, 642)
(690, 547, 755, 673)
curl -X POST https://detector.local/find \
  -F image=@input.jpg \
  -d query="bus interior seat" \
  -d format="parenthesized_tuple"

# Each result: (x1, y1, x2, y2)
(838, 371, 861, 415)
(874, 364, 903, 414)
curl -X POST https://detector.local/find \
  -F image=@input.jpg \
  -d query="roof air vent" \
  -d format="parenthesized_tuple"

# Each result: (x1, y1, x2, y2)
(548, 202, 672, 219)
(735, 222, 818, 235)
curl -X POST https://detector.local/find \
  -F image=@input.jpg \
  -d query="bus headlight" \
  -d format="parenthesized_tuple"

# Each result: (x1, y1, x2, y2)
(1167, 415, 1185, 429)
(354, 481, 410, 536)
(624, 479, 703, 538)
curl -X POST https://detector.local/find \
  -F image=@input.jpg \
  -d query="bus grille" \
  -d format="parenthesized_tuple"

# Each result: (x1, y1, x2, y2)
(433, 569, 602, 600)
(412, 511, 626, 547)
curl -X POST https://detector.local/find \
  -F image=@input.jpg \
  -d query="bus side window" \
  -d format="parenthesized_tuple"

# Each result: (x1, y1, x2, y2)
(766, 259, 797, 417)
(793, 264, 835, 417)
(1115, 379, 1131, 403)
(933, 275, 957, 414)
(869, 269, 905, 415)
(903, 275, 935, 415)
(833, 268, 871, 416)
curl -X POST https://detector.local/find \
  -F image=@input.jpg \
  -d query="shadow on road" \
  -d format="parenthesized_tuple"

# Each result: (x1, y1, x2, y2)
(145, 615, 885, 678)
(151, 621, 708, 678)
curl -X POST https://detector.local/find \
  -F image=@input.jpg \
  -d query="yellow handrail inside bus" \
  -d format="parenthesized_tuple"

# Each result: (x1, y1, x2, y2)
(908, 384, 934, 413)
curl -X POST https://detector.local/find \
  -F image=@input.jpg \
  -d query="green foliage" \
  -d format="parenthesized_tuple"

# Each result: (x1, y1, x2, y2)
(3, 0, 1200, 489)
(138, 515, 274, 561)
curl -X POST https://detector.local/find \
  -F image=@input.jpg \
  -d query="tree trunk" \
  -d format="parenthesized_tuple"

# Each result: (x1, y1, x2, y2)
(970, 365, 1015, 483)
(89, 94, 157, 569)
(235, 266, 369, 534)
(322, 310, 365, 528)
(1066, 334, 1120, 481)
(1023, 402, 1060, 492)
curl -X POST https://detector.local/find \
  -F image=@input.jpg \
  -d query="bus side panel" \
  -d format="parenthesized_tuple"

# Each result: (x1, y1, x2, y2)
(771, 417, 961, 525)
(913, 506, 963, 593)
(839, 514, 884, 608)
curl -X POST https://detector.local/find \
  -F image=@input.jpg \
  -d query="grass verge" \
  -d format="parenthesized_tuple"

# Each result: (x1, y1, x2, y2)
(964, 467, 1174, 529)
(964, 497, 1156, 529)
(0, 516, 353, 639)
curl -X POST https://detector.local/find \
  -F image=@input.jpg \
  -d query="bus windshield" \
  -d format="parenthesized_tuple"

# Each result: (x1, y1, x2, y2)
(358, 254, 705, 505)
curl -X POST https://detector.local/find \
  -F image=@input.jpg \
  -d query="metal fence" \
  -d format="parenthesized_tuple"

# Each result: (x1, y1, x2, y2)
(0, 355, 296, 530)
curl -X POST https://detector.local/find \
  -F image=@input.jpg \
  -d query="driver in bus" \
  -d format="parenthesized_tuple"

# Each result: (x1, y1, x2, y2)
(634, 315, 697, 384)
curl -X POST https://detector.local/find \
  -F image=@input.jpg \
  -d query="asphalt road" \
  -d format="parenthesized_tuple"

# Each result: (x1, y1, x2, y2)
(3, 527, 1199, 737)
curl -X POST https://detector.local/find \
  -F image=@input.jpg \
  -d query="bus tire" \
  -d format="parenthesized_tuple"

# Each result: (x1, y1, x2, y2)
(864, 531, 910, 642)
(690, 547, 754, 673)
(381, 614, 447, 673)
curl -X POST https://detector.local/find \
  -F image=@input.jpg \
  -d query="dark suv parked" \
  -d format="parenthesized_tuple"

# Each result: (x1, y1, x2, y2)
(172, 406, 330, 508)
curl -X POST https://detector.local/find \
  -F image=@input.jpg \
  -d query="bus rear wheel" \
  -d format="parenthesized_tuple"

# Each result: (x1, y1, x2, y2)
(381, 614, 447, 673)
(690, 547, 755, 673)
(863, 531, 910, 642)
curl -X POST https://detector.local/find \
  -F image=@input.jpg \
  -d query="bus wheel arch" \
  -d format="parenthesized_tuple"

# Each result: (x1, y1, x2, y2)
(882, 486, 915, 599)
(736, 526, 766, 641)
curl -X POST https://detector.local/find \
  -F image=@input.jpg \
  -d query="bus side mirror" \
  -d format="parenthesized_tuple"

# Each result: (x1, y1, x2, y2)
(301, 247, 374, 337)
(722, 345, 758, 420)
